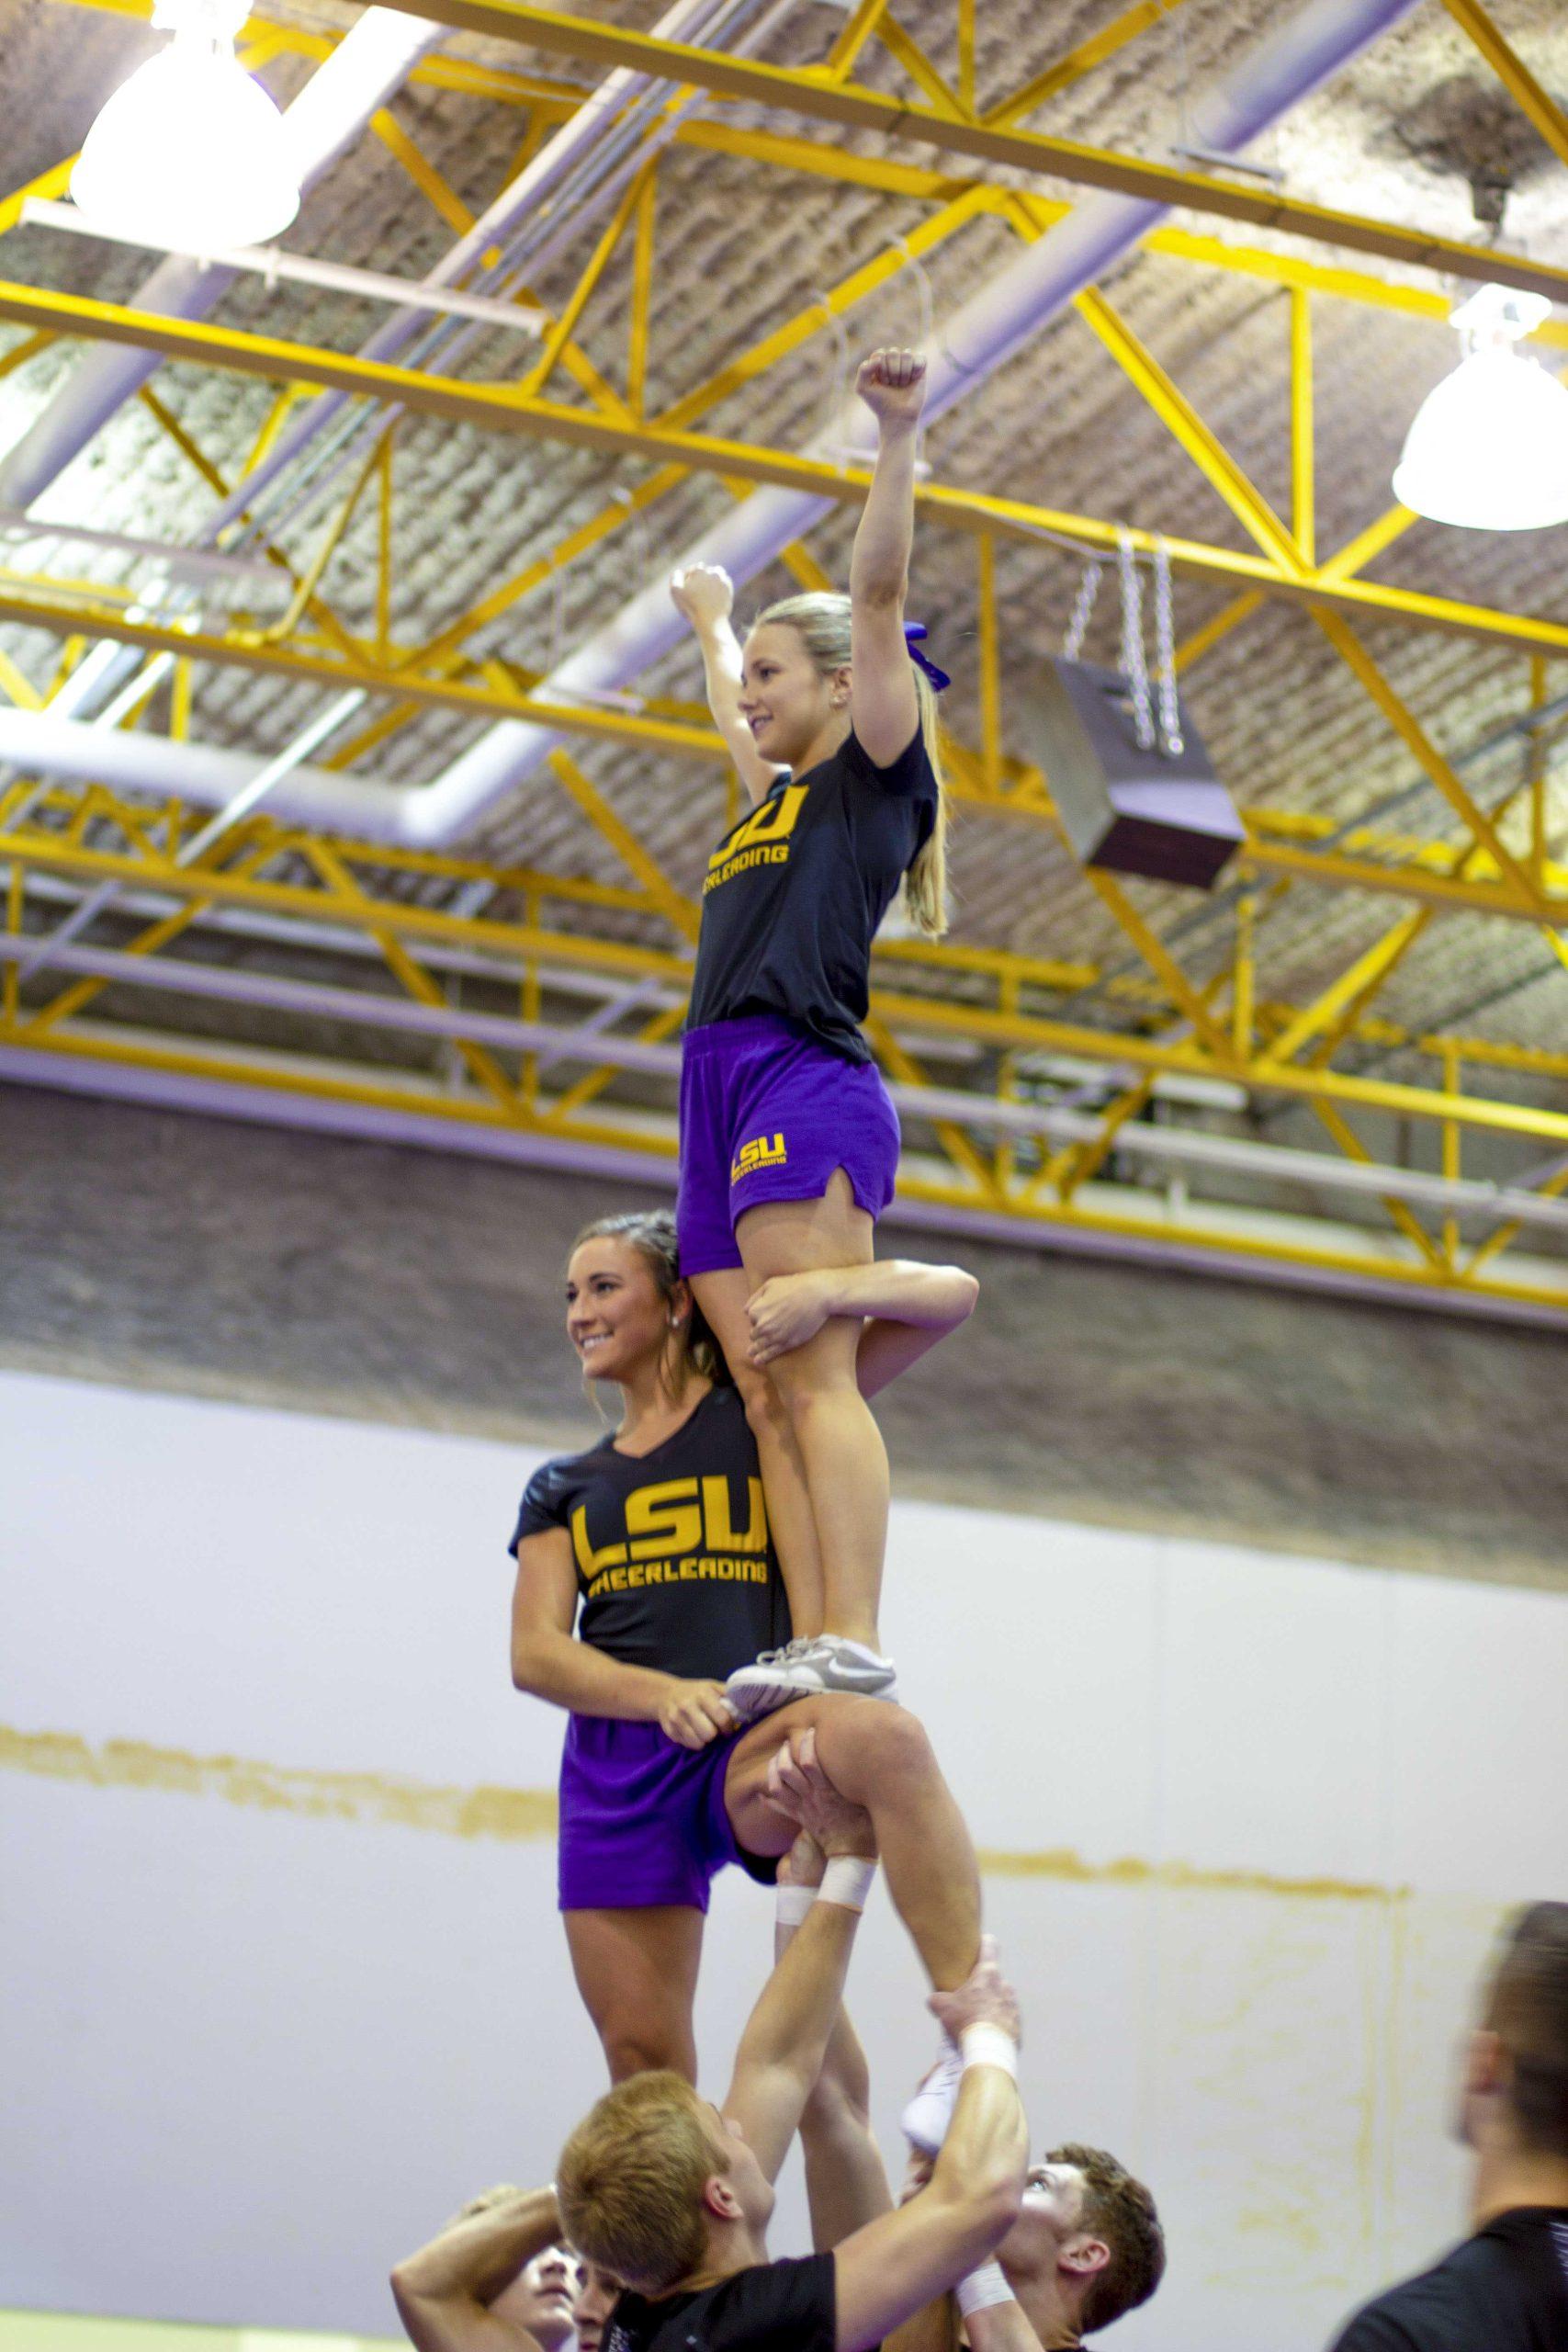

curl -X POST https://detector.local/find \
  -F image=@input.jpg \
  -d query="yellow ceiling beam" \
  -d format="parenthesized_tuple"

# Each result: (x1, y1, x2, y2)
(12, 1016, 1568, 1317)
(872, 15, 967, 119)
(1241, 833, 1567, 922)
(0, 578, 728, 756)
(31, 0, 1568, 354)
(357, 0, 1568, 308)
(1312, 607, 1566, 936)
(5, 275, 1568, 660)
(863, 983, 1568, 1148)
(824, 0, 894, 82)
(8, 780, 1568, 1087)
(0, 574, 1564, 932)
(1440, 0, 1568, 175)
(1074, 286, 1305, 573)
(1080, 866, 1235, 1059)
(15, 797, 1568, 1148)
(985, 0, 1189, 128)
(1258, 910, 1430, 1070)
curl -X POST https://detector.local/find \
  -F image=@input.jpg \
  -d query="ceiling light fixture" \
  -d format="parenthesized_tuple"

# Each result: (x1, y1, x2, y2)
(71, 0, 299, 254)
(1393, 283, 1568, 532)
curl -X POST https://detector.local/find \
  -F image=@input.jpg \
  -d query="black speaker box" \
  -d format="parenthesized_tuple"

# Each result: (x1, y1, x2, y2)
(1021, 657, 1244, 890)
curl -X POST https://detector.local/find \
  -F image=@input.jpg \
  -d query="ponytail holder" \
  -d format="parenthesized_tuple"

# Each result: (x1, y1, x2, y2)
(904, 620, 951, 694)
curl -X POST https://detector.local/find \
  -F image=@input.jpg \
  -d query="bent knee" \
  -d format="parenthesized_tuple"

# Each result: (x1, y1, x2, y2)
(769, 1354, 865, 1417)
(821, 1696, 934, 1783)
(732, 1358, 789, 1433)
(599, 2016, 694, 2084)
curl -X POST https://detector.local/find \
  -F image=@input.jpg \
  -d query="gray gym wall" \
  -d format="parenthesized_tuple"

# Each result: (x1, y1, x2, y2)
(4, 1080, 1565, 1589)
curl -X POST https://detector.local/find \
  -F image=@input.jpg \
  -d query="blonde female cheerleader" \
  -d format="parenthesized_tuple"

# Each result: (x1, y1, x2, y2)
(670, 346, 954, 1717)
(509, 1208, 980, 2164)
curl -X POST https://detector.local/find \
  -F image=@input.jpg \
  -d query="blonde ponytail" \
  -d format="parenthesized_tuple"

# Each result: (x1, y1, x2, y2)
(899, 663, 949, 937)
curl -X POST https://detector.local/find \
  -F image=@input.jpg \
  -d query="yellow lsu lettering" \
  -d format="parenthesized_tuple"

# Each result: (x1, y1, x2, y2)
(625, 1480, 703, 1562)
(706, 785, 807, 874)
(571, 1476, 770, 1579)
(587, 1556, 773, 1600)
(731, 1132, 786, 1185)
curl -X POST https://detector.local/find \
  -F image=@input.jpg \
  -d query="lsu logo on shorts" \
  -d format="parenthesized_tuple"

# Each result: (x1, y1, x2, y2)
(732, 1131, 787, 1185)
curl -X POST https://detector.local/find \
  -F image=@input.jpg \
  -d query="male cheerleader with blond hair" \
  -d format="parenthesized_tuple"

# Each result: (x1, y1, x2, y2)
(396, 1739, 1026, 2352)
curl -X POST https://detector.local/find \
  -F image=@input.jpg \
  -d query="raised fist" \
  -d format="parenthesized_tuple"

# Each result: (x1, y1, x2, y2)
(855, 345, 928, 428)
(670, 561, 736, 630)
(928, 1934, 1021, 2048)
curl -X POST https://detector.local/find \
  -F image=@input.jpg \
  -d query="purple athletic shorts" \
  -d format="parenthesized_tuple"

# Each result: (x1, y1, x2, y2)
(677, 1015, 901, 1277)
(558, 1715, 778, 1912)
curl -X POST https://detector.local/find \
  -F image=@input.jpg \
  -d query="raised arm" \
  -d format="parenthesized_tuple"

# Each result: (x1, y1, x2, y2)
(721, 1736, 878, 2183)
(882, 2155, 959, 2352)
(962, 2294, 1046, 2352)
(848, 349, 925, 768)
(830, 1946, 1029, 2352)
(886, 2279, 1035, 2352)
(389, 2185, 562, 2352)
(744, 1259, 979, 1396)
(671, 562, 784, 808)
(780, 1835, 894, 2248)
(511, 1529, 737, 1749)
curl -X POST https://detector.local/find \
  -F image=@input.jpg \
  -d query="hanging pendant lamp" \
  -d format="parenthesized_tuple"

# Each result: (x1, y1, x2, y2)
(72, 0, 299, 254)
(1393, 285, 1568, 533)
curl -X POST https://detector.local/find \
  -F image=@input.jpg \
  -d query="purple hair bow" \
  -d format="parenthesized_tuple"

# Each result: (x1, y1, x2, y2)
(904, 620, 951, 694)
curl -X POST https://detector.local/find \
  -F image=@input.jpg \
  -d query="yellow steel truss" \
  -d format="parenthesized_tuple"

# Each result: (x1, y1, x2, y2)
(5, 778, 1565, 1103)
(325, 0, 1568, 309)
(0, 0, 1563, 1326)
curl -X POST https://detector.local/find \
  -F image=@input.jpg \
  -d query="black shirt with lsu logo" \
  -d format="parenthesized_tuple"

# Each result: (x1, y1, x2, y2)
(605, 2253, 836, 2352)
(1327, 2207, 1568, 2352)
(509, 1385, 791, 1683)
(685, 724, 938, 1066)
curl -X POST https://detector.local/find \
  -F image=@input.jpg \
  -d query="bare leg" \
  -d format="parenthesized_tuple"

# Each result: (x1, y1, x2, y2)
(802, 2005, 894, 2246)
(563, 1906, 705, 2082)
(694, 1265, 827, 1639)
(737, 1175, 888, 1648)
(727, 1696, 981, 1990)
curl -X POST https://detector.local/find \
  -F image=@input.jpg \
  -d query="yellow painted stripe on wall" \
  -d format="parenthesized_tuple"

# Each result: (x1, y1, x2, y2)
(1, 1723, 1403, 1905)
(0, 1724, 555, 1840)
(0, 2315, 398, 2352)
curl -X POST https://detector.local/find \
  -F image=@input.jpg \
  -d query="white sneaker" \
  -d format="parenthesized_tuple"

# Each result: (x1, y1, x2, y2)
(900, 2039, 963, 2155)
(725, 1635, 899, 1720)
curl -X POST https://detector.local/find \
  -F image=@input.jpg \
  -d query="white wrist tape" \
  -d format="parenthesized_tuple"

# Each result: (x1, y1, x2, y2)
(956, 2264, 1015, 2320)
(959, 2022, 1019, 2078)
(775, 1882, 817, 1928)
(818, 1855, 877, 1913)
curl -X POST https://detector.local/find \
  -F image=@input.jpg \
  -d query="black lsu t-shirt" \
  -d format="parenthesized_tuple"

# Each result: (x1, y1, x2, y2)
(509, 1385, 790, 1682)
(1328, 2208, 1568, 2351)
(686, 725, 938, 1065)
(607, 2254, 835, 2352)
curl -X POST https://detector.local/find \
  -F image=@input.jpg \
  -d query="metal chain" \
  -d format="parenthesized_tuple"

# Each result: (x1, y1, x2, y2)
(1116, 527, 1156, 752)
(1062, 560, 1102, 661)
(1152, 536, 1184, 759)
